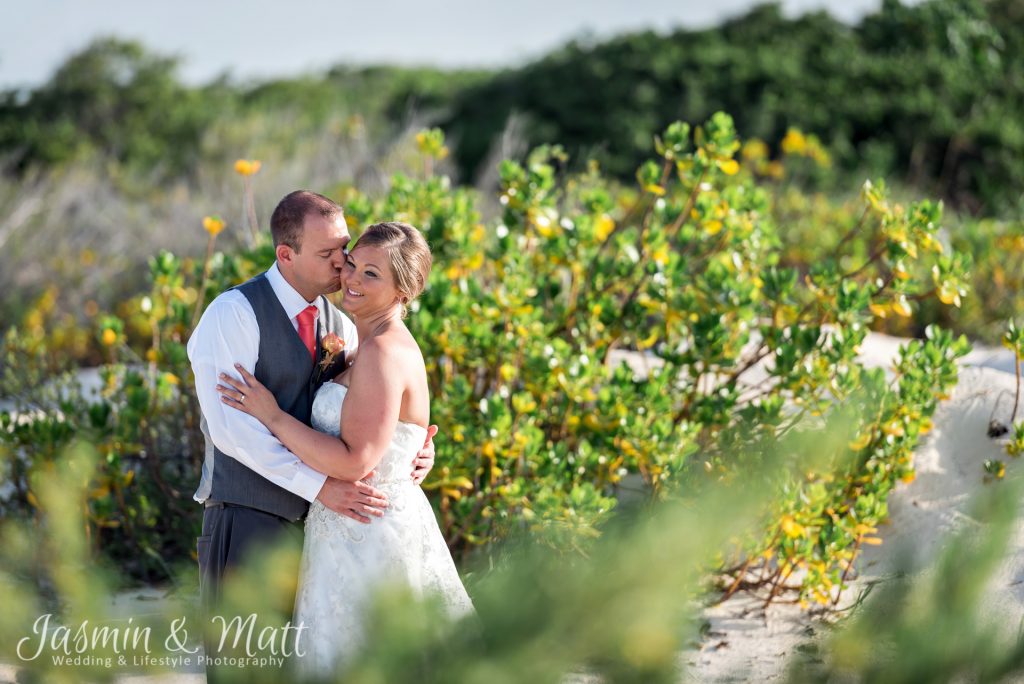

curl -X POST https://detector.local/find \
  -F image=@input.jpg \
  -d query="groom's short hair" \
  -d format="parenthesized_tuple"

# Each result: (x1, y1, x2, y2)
(270, 190, 344, 252)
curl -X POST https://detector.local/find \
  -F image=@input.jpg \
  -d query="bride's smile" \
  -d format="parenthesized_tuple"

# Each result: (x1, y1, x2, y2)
(339, 245, 403, 318)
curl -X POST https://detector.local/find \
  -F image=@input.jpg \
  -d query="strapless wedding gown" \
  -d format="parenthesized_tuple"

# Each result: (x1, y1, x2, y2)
(293, 382, 474, 673)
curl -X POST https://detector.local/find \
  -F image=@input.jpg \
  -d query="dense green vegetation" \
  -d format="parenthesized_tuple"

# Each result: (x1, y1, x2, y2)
(445, 0, 1023, 215)
(2, 0, 1021, 215)
(0, 38, 487, 183)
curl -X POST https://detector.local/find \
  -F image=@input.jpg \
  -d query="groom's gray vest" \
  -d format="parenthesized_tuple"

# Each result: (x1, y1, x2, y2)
(201, 273, 347, 521)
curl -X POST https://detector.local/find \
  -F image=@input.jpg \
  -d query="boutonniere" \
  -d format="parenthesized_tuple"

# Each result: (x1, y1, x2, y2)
(319, 332, 346, 371)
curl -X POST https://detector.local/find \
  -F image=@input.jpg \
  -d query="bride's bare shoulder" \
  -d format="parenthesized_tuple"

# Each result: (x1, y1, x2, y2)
(359, 327, 424, 372)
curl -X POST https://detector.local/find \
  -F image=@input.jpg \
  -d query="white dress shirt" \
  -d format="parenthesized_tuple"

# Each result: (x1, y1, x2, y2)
(188, 263, 357, 503)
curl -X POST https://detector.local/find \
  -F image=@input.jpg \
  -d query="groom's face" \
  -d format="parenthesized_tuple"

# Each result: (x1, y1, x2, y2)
(284, 212, 350, 301)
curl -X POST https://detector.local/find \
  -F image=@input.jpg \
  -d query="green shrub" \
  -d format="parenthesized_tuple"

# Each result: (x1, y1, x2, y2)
(1, 115, 971, 607)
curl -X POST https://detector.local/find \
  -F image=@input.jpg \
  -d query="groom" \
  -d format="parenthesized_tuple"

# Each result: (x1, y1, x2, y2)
(188, 190, 437, 662)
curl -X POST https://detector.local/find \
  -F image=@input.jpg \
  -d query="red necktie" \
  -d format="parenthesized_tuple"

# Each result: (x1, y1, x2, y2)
(297, 305, 318, 363)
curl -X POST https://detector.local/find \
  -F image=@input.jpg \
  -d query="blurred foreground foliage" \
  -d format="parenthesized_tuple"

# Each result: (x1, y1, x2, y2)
(5, 428, 1024, 682)
(2, 114, 972, 609)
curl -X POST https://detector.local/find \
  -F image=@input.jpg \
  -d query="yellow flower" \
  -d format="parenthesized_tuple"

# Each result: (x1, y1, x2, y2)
(921, 233, 943, 253)
(162, 372, 180, 385)
(891, 297, 913, 318)
(594, 214, 615, 242)
(637, 330, 659, 350)
(764, 160, 785, 179)
(652, 245, 670, 265)
(848, 431, 872, 451)
(101, 328, 117, 346)
(937, 283, 961, 307)
(415, 128, 449, 159)
(643, 184, 666, 196)
(530, 210, 557, 237)
(234, 159, 262, 176)
(780, 514, 805, 539)
(512, 393, 538, 413)
(882, 420, 906, 437)
(781, 129, 807, 155)
(451, 476, 474, 490)
(869, 302, 889, 319)
(741, 139, 768, 161)
(203, 216, 226, 237)
(717, 158, 740, 176)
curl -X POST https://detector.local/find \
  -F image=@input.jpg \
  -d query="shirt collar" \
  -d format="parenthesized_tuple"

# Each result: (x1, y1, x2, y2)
(266, 262, 322, 321)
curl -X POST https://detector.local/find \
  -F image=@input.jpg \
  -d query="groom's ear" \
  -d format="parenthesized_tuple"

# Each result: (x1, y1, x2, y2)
(276, 243, 294, 264)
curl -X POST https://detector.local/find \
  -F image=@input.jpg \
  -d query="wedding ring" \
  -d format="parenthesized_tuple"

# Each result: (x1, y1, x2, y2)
(240, 394, 245, 403)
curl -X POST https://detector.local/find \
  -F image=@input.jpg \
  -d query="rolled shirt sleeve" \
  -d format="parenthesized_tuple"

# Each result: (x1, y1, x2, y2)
(188, 291, 328, 503)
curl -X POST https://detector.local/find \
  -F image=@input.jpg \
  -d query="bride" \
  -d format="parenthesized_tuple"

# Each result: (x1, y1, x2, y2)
(215, 221, 474, 671)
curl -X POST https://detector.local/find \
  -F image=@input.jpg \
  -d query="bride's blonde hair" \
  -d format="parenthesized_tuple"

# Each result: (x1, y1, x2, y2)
(351, 222, 432, 318)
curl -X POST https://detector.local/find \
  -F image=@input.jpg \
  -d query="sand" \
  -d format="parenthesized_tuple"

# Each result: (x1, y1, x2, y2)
(685, 334, 1024, 681)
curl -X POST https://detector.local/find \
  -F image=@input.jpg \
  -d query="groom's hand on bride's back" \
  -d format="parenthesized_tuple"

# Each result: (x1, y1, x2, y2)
(411, 425, 438, 485)
(316, 476, 388, 523)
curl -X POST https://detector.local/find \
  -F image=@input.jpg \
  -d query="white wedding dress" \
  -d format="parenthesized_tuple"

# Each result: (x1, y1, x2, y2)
(293, 381, 474, 673)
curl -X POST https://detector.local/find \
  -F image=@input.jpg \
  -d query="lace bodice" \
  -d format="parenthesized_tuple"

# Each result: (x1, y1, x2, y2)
(310, 381, 427, 484)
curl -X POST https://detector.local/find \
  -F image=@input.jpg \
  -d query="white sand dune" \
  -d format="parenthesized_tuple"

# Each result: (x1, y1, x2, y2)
(688, 333, 1024, 681)
(857, 365, 1018, 578)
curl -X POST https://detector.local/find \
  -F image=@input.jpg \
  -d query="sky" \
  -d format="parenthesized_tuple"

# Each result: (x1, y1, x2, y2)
(1, 0, 895, 89)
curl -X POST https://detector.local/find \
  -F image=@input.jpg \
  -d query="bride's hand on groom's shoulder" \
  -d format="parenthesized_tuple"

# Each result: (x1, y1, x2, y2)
(316, 477, 389, 523)
(411, 425, 439, 485)
(216, 363, 281, 426)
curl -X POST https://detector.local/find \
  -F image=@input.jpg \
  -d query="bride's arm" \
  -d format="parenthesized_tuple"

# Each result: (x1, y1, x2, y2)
(216, 345, 402, 481)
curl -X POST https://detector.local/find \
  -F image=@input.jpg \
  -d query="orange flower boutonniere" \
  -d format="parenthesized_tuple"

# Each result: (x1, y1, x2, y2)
(320, 332, 346, 371)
